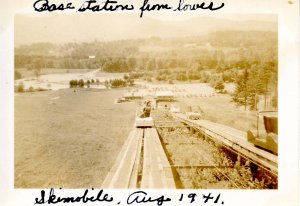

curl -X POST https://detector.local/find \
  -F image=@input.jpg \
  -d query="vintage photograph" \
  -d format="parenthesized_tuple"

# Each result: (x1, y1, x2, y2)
(14, 13, 278, 189)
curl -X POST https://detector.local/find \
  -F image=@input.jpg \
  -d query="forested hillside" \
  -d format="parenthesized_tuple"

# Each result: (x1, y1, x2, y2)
(15, 30, 276, 71)
(15, 30, 277, 110)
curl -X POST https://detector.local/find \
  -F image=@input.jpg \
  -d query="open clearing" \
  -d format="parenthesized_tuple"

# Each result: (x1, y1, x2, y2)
(15, 88, 137, 188)
(15, 69, 126, 91)
(176, 94, 259, 132)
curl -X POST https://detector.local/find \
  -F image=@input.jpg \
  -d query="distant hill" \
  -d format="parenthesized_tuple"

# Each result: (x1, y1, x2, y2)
(15, 14, 277, 46)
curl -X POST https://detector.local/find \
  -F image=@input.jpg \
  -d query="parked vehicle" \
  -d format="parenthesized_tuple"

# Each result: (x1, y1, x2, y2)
(186, 105, 204, 120)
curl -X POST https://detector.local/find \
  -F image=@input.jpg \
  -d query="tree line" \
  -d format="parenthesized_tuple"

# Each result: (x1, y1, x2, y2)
(15, 30, 277, 110)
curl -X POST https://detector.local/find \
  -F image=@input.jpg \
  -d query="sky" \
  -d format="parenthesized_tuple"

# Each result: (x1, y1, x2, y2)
(14, 13, 277, 46)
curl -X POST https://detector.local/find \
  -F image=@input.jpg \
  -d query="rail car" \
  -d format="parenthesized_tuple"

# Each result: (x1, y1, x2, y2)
(135, 100, 154, 128)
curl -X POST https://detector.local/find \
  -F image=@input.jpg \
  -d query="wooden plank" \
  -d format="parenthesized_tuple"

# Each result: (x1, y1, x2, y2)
(101, 128, 143, 188)
(148, 132, 164, 188)
(141, 128, 176, 188)
(151, 129, 170, 167)
(101, 130, 135, 188)
(198, 120, 246, 140)
(152, 128, 176, 188)
(151, 128, 170, 188)
(128, 129, 143, 188)
(141, 129, 150, 188)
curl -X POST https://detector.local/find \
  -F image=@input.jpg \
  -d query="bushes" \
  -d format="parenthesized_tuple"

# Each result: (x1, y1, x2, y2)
(176, 73, 188, 81)
(127, 79, 134, 86)
(14, 71, 22, 80)
(69, 80, 78, 88)
(156, 75, 167, 81)
(15, 84, 49, 93)
(16, 83, 24, 93)
(69, 78, 100, 88)
(86, 80, 91, 88)
(27, 86, 34, 92)
(150, 69, 207, 82)
(129, 72, 144, 79)
(69, 77, 134, 88)
(34, 88, 48, 92)
(110, 79, 127, 87)
(78, 79, 85, 88)
(214, 82, 225, 93)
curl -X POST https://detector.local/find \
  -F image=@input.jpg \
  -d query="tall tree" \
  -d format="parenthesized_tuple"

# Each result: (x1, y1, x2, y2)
(232, 68, 251, 110)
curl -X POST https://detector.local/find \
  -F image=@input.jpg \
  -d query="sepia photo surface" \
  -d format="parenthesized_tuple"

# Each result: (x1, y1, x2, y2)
(14, 13, 278, 189)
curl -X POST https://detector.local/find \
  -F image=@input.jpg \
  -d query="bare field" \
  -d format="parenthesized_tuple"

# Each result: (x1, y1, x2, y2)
(15, 88, 137, 188)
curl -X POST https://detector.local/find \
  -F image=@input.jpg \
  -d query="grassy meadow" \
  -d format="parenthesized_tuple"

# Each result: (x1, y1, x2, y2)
(15, 88, 137, 188)
(177, 94, 260, 132)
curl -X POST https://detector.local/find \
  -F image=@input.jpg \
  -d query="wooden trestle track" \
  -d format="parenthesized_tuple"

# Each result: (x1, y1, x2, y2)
(172, 113, 278, 175)
(102, 111, 278, 189)
(101, 127, 176, 188)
